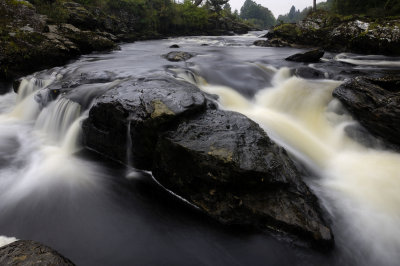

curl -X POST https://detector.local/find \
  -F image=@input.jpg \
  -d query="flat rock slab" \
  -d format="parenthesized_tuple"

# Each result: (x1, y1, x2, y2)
(0, 240, 74, 265)
(333, 75, 400, 147)
(153, 109, 333, 248)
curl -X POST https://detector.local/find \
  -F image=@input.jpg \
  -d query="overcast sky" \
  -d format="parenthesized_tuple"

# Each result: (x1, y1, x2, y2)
(229, 0, 324, 17)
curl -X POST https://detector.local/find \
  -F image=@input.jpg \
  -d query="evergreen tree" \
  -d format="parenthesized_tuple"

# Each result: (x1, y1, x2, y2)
(239, 0, 276, 28)
(223, 3, 232, 14)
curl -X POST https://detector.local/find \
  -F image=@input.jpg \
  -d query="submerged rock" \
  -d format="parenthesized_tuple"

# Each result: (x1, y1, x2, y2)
(163, 51, 195, 62)
(333, 75, 400, 147)
(253, 40, 270, 47)
(286, 49, 325, 63)
(0, 240, 74, 265)
(82, 75, 206, 170)
(169, 44, 180, 48)
(294, 67, 327, 79)
(153, 109, 333, 248)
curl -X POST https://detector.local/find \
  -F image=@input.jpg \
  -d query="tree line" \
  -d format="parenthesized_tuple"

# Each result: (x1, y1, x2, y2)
(332, 0, 400, 16)
(26, 0, 246, 35)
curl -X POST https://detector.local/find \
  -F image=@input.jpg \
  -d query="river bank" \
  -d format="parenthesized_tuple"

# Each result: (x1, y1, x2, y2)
(259, 11, 400, 56)
(0, 0, 251, 83)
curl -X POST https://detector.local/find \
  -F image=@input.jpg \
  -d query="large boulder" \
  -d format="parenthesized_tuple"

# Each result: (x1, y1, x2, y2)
(153, 109, 333, 248)
(82, 76, 206, 170)
(0, 240, 74, 265)
(82, 75, 333, 248)
(333, 75, 400, 147)
(285, 49, 325, 63)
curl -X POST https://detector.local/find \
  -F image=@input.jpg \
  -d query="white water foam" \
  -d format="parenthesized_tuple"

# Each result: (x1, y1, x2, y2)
(190, 67, 400, 266)
(0, 236, 18, 247)
(335, 53, 400, 67)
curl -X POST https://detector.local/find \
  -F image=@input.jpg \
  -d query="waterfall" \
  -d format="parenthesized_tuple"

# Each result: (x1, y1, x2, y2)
(0, 72, 101, 207)
(35, 98, 81, 143)
(125, 118, 139, 179)
(188, 67, 400, 266)
(11, 72, 60, 120)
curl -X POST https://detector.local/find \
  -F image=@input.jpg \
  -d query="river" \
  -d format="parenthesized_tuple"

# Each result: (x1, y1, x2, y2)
(0, 32, 399, 265)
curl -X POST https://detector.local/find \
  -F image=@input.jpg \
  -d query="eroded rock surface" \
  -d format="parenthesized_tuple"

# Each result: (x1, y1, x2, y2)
(0, 240, 74, 266)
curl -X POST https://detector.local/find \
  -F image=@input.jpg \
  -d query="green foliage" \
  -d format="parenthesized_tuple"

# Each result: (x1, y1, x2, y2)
(239, 0, 275, 28)
(21, 0, 250, 35)
(207, 0, 228, 14)
(27, 0, 69, 25)
(171, 0, 209, 33)
(223, 3, 231, 15)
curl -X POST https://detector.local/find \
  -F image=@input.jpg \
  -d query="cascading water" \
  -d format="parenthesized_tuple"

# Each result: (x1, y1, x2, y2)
(178, 66, 400, 266)
(125, 118, 140, 179)
(1, 33, 399, 265)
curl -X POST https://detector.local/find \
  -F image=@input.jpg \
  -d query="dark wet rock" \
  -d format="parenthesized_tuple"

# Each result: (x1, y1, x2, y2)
(0, 240, 74, 265)
(0, 81, 11, 95)
(200, 43, 209, 46)
(169, 44, 180, 48)
(286, 49, 324, 63)
(294, 67, 327, 79)
(333, 76, 400, 147)
(344, 124, 394, 150)
(163, 51, 195, 62)
(153, 109, 333, 248)
(253, 40, 270, 47)
(12, 78, 23, 93)
(82, 76, 206, 170)
(253, 39, 290, 48)
(82, 74, 334, 248)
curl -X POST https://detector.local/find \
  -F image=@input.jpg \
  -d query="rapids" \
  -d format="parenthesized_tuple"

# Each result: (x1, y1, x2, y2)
(0, 32, 399, 265)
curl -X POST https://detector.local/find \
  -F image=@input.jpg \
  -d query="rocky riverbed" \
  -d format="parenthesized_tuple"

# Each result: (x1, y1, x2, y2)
(1, 16, 400, 265)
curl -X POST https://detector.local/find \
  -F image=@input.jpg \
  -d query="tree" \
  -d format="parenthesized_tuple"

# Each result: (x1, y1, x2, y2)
(240, 0, 276, 28)
(223, 3, 232, 14)
(313, 0, 316, 11)
(208, 0, 229, 14)
(289, 5, 296, 20)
